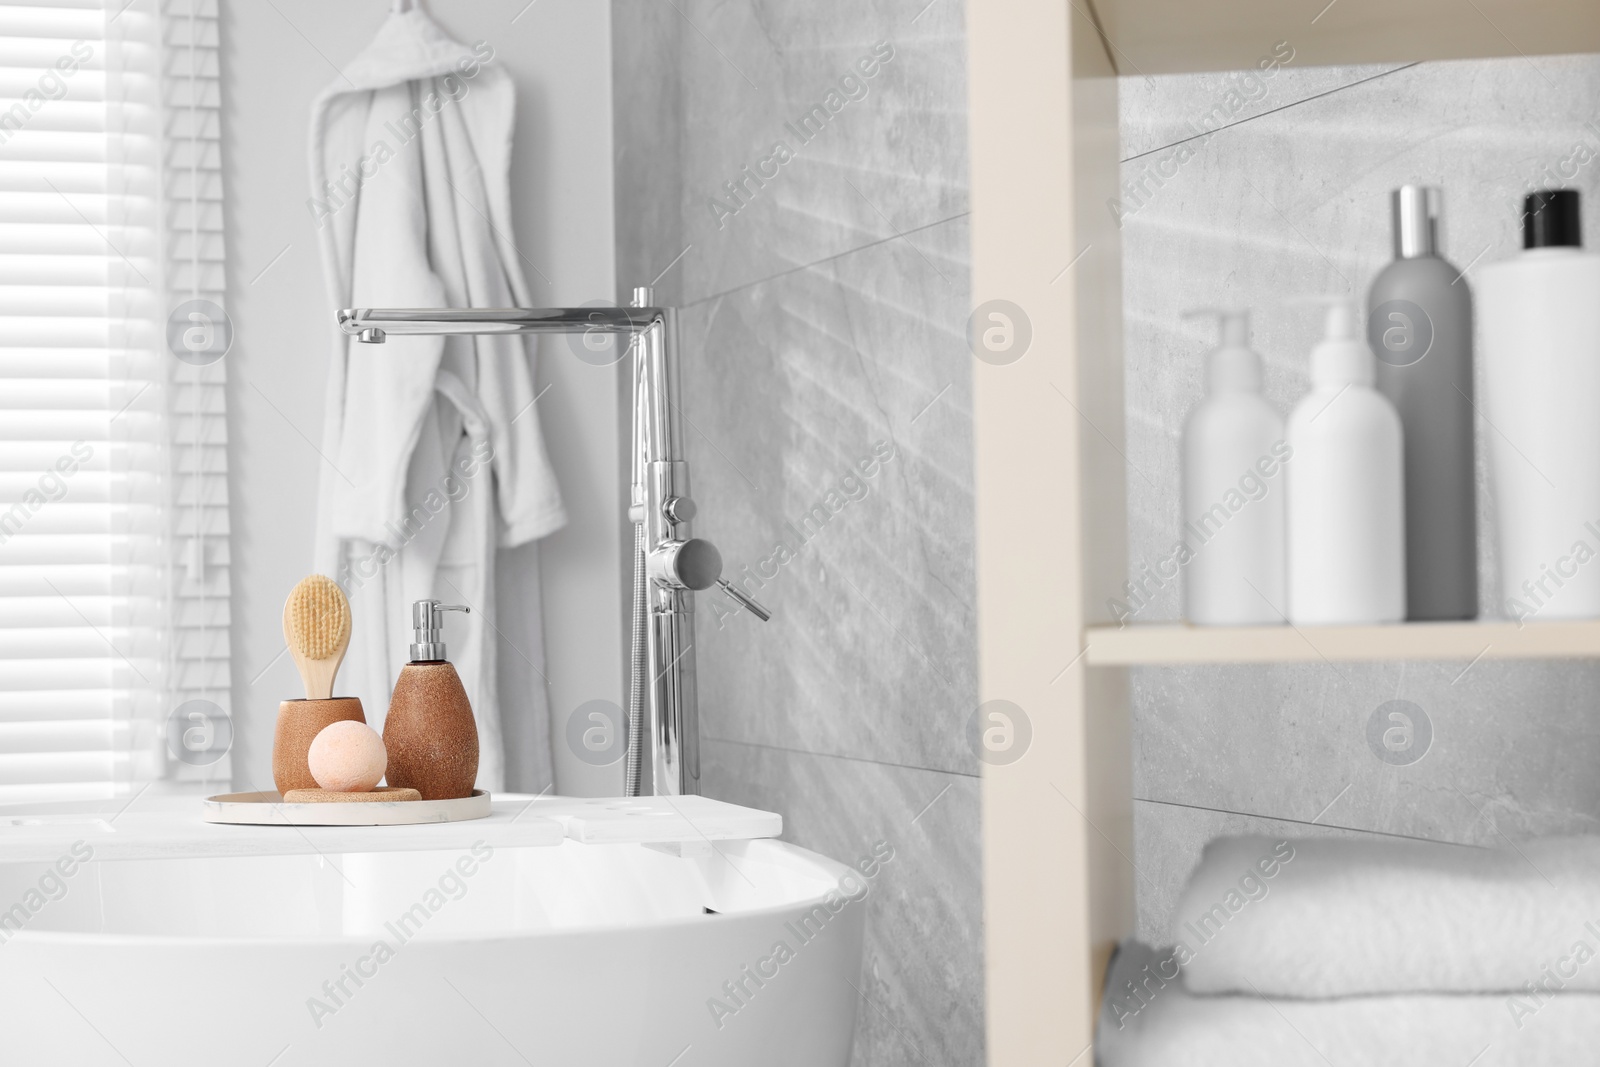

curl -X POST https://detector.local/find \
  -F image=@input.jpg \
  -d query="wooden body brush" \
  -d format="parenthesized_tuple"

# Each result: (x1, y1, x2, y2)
(282, 574, 351, 699)
(272, 575, 364, 795)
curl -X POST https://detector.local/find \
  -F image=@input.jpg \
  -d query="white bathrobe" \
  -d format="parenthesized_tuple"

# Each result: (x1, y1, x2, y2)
(307, 9, 565, 791)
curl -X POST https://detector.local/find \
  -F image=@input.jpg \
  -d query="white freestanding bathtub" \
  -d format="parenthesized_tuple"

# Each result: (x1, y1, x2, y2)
(0, 795, 867, 1066)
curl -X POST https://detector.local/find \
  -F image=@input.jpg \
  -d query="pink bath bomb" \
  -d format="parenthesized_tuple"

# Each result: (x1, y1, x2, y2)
(307, 720, 387, 792)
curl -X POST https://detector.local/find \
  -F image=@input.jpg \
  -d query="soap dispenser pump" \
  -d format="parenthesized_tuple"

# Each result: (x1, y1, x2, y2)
(383, 600, 479, 800)
(1179, 307, 1287, 625)
(1285, 296, 1407, 625)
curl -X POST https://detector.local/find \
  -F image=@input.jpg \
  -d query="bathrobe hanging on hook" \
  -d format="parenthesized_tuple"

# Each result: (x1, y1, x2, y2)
(306, 6, 565, 792)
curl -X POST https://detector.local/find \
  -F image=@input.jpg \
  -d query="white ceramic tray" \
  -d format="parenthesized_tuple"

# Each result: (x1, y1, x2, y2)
(202, 789, 492, 827)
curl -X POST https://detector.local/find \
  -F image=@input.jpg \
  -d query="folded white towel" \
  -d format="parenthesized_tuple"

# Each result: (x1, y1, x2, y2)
(1098, 941, 1600, 1067)
(1170, 834, 1600, 998)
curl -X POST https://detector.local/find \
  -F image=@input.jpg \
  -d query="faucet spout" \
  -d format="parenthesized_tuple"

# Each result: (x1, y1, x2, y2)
(338, 306, 663, 339)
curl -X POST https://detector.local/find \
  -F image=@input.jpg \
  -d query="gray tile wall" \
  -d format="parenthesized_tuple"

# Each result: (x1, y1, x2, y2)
(1120, 52, 1600, 941)
(611, 1, 982, 1063)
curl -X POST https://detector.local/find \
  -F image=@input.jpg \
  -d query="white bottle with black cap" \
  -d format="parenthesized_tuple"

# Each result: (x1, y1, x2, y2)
(1481, 189, 1600, 621)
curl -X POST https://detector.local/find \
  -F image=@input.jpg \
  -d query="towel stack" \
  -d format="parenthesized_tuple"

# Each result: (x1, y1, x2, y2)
(1097, 834, 1600, 1066)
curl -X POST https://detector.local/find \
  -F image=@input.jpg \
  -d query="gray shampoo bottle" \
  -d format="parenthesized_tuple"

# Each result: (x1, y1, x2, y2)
(1368, 185, 1477, 620)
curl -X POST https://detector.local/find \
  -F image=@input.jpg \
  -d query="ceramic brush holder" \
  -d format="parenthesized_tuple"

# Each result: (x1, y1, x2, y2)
(272, 697, 366, 795)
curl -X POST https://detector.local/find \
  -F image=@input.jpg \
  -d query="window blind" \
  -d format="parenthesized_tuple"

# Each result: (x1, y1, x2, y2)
(160, 0, 230, 788)
(0, 0, 231, 803)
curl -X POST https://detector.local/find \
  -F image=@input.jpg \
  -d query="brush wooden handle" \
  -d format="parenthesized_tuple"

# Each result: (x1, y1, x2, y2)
(282, 577, 351, 700)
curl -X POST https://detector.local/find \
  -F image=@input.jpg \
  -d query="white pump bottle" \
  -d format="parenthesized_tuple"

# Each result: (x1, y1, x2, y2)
(1286, 297, 1407, 624)
(1180, 308, 1287, 624)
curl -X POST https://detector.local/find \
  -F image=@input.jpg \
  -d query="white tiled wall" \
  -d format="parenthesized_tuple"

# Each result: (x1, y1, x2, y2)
(612, 1, 983, 1062)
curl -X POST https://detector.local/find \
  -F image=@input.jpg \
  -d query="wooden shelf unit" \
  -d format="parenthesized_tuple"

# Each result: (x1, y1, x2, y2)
(1085, 620, 1600, 665)
(968, 2, 1600, 1065)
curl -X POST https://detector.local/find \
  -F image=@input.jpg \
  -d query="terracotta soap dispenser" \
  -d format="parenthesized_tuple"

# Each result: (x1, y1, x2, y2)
(383, 600, 479, 800)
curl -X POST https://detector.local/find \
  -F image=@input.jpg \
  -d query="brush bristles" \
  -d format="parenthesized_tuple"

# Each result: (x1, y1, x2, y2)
(288, 575, 350, 660)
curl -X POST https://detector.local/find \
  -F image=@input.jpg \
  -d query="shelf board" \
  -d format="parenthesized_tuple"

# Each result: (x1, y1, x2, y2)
(1091, 0, 1600, 76)
(1083, 619, 1600, 665)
